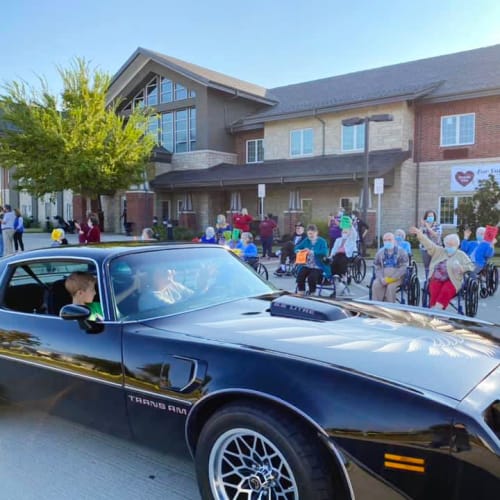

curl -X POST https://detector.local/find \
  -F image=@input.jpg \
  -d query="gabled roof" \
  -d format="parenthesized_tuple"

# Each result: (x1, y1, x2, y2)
(235, 44, 500, 126)
(151, 149, 411, 189)
(109, 47, 278, 105)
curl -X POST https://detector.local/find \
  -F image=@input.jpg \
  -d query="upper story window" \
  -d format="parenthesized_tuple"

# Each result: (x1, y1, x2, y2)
(122, 76, 198, 109)
(160, 107, 196, 153)
(342, 123, 365, 151)
(146, 79, 158, 106)
(290, 128, 313, 157)
(133, 90, 144, 109)
(247, 139, 264, 163)
(441, 113, 475, 147)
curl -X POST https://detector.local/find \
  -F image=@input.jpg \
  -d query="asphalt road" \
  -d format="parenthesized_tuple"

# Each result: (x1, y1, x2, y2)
(1, 235, 498, 498)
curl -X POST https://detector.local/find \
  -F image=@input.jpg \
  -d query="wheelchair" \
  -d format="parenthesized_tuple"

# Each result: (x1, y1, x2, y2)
(367, 264, 420, 306)
(478, 262, 498, 298)
(317, 273, 353, 298)
(348, 253, 367, 284)
(245, 257, 269, 280)
(421, 272, 479, 317)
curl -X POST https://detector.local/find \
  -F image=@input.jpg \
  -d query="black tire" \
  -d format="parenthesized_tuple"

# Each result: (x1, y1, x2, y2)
(195, 403, 339, 500)
(407, 274, 421, 306)
(488, 265, 498, 296)
(351, 257, 366, 283)
(465, 278, 479, 317)
(257, 263, 269, 280)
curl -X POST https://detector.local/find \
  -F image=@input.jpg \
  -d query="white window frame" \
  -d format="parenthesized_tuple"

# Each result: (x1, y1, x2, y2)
(341, 123, 365, 152)
(440, 113, 475, 147)
(439, 195, 472, 226)
(246, 139, 264, 163)
(290, 128, 313, 157)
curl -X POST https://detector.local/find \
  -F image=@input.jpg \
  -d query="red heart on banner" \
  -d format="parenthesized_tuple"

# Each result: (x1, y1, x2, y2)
(455, 171, 474, 187)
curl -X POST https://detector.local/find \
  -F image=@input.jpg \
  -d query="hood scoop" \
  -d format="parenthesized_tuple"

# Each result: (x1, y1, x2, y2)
(270, 295, 349, 322)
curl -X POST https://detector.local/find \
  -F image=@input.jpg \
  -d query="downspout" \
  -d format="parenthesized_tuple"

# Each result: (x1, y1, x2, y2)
(415, 104, 422, 224)
(314, 110, 326, 155)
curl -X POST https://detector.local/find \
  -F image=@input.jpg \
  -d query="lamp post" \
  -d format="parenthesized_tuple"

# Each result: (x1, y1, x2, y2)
(341, 114, 393, 223)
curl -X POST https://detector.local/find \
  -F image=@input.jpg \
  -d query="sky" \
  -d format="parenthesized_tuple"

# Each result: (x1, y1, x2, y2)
(1, 0, 500, 95)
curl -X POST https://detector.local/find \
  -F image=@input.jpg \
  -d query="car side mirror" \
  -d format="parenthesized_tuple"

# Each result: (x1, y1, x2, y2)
(59, 304, 104, 334)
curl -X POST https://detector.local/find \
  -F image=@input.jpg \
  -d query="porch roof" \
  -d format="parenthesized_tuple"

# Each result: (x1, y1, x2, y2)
(151, 149, 411, 190)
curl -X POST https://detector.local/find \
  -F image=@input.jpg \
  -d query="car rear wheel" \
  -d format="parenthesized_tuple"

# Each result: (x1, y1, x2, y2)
(195, 402, 338, 500)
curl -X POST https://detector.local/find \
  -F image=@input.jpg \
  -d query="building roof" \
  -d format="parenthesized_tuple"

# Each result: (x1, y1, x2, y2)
(234, 44, 500, 126)
(110, 47, 278, 105)
(151, 149, 411, 189)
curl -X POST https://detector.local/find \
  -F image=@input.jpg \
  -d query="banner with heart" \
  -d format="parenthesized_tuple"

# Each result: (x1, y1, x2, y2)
(450, 164, 500, 191)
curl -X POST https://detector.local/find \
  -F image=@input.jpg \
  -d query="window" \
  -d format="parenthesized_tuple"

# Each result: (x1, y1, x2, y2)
(161, 77, 173, 103)
(441, 113, 475, 146)
(247, 139, 264, 163)
(133, 90, 144, 109)
(342, 123, 365, 151)
(175, 109, 188, 153)
(189, 108, 197, 150)
(290, 128, 313, 156)
(160, 108, 196, 153)
(175, 83, 187, 101)
(148, 115, 160, 144)
(439, 195, 472, 225)
(146, 79, 158, 106)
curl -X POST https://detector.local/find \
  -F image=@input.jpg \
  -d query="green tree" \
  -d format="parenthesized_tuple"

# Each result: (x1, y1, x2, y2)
(455, 174, 500, 235)
(0, 58, 155, 201)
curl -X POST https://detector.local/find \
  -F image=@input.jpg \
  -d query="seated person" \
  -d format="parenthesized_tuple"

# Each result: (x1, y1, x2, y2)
(51, 228, 68, 246)
(274, 222, 307, 275)
(295, 224, 330, 295)
(460, 227, 495, 274)
(394, 228, 412, 259)
(329, 226, 358, 284)
(410, 227, 474, 310)
(64, 271, 103, 321)
(140, 227, 157, 241)
(138, 268, 194, 311)
(201, 226, 217, 244)
(236, 232, 259, 268)
(371, 232, 409, 303)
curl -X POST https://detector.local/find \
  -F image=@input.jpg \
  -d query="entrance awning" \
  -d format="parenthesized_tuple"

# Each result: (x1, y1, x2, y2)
(151, 148, 411, 189)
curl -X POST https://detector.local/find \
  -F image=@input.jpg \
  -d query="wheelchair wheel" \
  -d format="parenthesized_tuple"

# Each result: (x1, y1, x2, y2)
(407, 274, 421, 306)
(465, 277, 479, 317)
(421, 280, 429, 308)
(351, 256, 366, 284)
(488, 265, 498, 296)
(257, 263, 269, 280)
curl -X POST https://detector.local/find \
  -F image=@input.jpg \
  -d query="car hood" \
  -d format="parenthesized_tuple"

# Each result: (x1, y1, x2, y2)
(146, 295, 500, 401)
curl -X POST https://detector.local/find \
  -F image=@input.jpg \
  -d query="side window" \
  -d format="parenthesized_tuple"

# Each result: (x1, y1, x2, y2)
(2, 261, 98, 316)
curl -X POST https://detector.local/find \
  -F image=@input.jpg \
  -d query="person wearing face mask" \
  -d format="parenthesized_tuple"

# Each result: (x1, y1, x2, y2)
(394, 229, 412, 258)
(419, 210, 442, 278)
(460, 227, 495, 274)
(294, 224, 330, 295)
(371, 232, 409, 302)
(329, 226, 358, 284)
(410, 227, 473, 310)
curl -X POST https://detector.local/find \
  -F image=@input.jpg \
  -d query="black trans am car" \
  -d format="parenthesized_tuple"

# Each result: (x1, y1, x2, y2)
(0, 243, 498, 499)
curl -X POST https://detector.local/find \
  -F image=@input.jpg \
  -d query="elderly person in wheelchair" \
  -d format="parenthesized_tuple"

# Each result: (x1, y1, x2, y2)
(371, 232, 409, 303)
(460, 226, 496, 274)
(410, 227, 474, 310)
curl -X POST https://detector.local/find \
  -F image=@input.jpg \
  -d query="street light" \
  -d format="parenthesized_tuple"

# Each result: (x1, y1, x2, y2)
(341, 114, 393, 224)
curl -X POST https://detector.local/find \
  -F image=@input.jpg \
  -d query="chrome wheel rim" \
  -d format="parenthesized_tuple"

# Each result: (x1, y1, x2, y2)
(208, 428, 299, 499)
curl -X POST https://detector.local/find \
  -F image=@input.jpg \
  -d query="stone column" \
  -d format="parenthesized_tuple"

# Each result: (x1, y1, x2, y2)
(283, 211, 304, 235)
(179, 211, 197, 229)
(126, 191, 154, 236)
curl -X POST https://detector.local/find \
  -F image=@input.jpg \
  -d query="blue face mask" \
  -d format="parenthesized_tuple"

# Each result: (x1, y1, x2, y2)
(383, 241, 394, 250)
(476, 235, 483, 242)
(395, 236, 403, 244)
(445, 246, 457, 255)
(426, 216, 435, 223)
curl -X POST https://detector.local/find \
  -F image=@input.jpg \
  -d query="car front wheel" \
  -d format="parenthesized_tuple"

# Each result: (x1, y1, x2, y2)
(195, 402, 338, 500)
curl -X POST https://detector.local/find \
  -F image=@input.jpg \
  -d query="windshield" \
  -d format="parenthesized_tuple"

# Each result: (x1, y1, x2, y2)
(109, 246, 275, 320)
